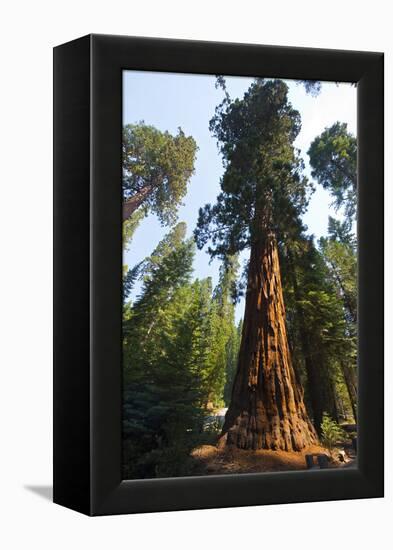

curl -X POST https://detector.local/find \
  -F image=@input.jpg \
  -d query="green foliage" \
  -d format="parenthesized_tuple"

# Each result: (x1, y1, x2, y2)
(280, 116, 358, 423)
(194, 79, 313, 260)
(122, 224, 239, 478)
(319, 235, 357, 324)
(327, 216, 355, 247)
(296, 80, 321, 96)
(305, 122, 358, 424)
(308, 122, 357, 222)
(205, 258, 239, 407)
(123, 123, 197, 225)
(223, 319, 242, 405)
(123, 208, 147, 250)
(281, 236, 351, 426)
(320, 413, 346, 453)
(123, 226, 201, 478)
(127, 223, 194, 331)
(123, 262, 142, 303)
(317, 231, 357, 422)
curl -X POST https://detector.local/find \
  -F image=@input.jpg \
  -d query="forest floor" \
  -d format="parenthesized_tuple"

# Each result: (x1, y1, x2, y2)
(190, 443, 355, 475)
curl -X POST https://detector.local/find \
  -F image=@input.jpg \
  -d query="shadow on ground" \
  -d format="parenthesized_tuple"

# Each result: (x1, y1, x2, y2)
(24, 485, 52, 501)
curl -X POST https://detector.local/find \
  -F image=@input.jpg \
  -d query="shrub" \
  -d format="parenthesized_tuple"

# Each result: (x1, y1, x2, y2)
(320, 413, 346, 454)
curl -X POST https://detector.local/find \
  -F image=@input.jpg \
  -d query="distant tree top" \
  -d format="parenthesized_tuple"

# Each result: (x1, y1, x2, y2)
(123, 123, 197, 225)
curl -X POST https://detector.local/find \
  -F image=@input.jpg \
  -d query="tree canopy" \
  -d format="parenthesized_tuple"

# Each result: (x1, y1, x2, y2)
(122, 123, 197, 224)
(194, 79, 313, 260)
(308, 122, 357, 222)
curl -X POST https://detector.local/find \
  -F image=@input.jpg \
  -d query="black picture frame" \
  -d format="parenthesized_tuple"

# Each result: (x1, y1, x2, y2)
(53, 34, 384, 516)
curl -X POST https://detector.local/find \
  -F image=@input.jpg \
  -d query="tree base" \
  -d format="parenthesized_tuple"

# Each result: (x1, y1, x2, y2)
(222, 408, 318, 452)
(221, 235, 319, 453)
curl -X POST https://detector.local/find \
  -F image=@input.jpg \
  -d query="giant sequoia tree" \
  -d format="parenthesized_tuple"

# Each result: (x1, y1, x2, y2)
(122, 123, 197, 223)
(195, 79, 318, 451)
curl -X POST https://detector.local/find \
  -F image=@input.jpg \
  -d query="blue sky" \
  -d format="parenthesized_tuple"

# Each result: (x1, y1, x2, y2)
(123, 71, 357, 321)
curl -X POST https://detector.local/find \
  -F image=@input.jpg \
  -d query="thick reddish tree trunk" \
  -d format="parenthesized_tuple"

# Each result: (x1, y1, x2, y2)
(221, 233, 318, 451)
(123, 185, 152, 221)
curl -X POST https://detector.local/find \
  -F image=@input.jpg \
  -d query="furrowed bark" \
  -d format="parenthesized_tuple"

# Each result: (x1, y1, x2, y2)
(123, 185, 152, 221)
(221, 233, 318, 451)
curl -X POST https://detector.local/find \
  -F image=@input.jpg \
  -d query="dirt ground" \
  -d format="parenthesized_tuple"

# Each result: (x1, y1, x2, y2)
(190, 443, 353, 475)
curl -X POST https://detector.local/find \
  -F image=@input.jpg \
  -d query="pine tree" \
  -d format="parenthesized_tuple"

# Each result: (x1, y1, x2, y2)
(308, 124, 357, 422)
(308, 122, 357, 223)
(281, 237, 348, 432)
(224, 319, 242, 406)
(123, 224, 203, 478)
(205, 257, 239, 408)
(123, 224, 242, 477)
(319, 230, 357, 421)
